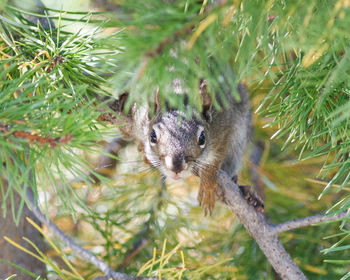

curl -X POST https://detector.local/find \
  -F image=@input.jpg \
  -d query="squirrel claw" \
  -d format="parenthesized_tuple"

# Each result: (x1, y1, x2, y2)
(198, 187, 215, 216)
(238, 185, 265, 214)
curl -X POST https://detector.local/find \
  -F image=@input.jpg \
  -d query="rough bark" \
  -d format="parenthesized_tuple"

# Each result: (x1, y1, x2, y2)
(0, 178, 46, 279)
(25, 189, 155, 280)
(19, 167, 347, 280)
(216, 170, 307, 280)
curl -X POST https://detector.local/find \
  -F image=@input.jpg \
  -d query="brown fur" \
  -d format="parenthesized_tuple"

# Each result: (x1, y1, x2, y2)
(115, 79, 251, 215)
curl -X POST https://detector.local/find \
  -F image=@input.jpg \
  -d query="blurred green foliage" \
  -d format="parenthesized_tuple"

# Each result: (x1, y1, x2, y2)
(0, 0, 350, 279)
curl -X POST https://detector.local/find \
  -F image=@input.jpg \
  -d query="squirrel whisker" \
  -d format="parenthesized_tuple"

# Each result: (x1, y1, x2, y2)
(116, 79, 250, 214)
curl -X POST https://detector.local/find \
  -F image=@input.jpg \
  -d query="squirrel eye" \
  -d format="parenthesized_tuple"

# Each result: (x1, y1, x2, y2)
(198, 130, 205, 147)
(150, 129, 157, 144)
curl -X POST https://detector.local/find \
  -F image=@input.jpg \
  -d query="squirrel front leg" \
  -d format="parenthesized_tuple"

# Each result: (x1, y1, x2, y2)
(198, 167, 218, 215)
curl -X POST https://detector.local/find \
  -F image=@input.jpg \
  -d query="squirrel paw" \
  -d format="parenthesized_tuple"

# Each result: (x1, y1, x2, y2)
(198, 187, 215, 216)
(238, 185, 264, 214)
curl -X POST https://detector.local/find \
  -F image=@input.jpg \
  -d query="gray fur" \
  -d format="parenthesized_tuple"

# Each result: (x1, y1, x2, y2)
(139, 82, 250, 180)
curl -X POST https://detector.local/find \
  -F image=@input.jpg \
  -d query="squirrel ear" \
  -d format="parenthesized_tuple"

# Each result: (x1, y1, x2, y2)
(108, 92, 129, 113)
(149, 88, 161, 119)
(153, 87, 171, 113)
(154, 87, 161, 112)
(199, 79, 213, 122)
(118, 92, 129, 113)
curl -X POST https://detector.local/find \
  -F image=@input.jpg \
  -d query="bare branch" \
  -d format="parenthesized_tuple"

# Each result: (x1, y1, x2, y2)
(118, 234, 149, 270)
(273, 211, 349, 234)
(118, 177, 167, 270)
(216, 170, 307, 280)
(216, 170, 349, 279)
(25, 163, 348, 280)
(89, 137, 129, 184)
(0, 122, 73, 148)
(19, 147, 347, 280)
(25, 189, 156, 280)
(27, 166, 348, 280)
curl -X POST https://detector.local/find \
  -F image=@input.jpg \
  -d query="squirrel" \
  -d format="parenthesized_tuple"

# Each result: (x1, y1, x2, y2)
(112, 74, 263, 215)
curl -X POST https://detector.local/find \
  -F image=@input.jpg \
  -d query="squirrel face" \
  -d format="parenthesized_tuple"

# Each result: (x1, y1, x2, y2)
(116, 77, 250, 214)
(144, 110, 209, 180)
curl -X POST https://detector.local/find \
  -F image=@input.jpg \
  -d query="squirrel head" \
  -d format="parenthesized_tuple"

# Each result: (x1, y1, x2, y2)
(143, 83, 213, 180)
(144, 110, 211, 180)
(116, 80, 216, 180)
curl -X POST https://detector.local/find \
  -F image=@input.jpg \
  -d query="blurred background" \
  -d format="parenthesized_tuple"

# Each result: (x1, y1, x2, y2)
(1, 0, 350, 279)
(38, 2, 349, 279)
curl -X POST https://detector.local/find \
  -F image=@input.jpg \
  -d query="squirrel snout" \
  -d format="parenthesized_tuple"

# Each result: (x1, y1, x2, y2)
(164, 154, 188, 174)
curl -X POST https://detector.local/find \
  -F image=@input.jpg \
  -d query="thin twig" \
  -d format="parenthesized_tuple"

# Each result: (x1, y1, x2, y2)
(118, 235, 149, 270)
(145, 0, 228, 57)
(89, 137, 129, 184)
(25, 189, 156, 280)
(0, 122, 73, 148)
(15, 139, 347, 280)
(273, 211, 349, 234)
(22, 167, 348, 280)
(118, 177, 167, 270)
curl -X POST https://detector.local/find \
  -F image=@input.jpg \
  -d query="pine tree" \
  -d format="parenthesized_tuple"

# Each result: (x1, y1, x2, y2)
(0, 0, 349, 279)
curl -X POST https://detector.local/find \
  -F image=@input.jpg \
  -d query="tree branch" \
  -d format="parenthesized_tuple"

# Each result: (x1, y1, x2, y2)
(0, 123, 73, 148)
(20, 160, 347, 280)
(215, 170, 349, 280)
(26, 167, 348, 280)
(216, 170, 307, 280)
(25, 189, 156, 280)
(118, 178, 166, 270)
(89, 137, 129, 184)
(273, 211, 349, 234)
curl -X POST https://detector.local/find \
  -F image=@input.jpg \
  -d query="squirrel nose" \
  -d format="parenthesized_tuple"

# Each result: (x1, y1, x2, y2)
(165, 154, 187, 174)
(172, 154, 184, 173)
